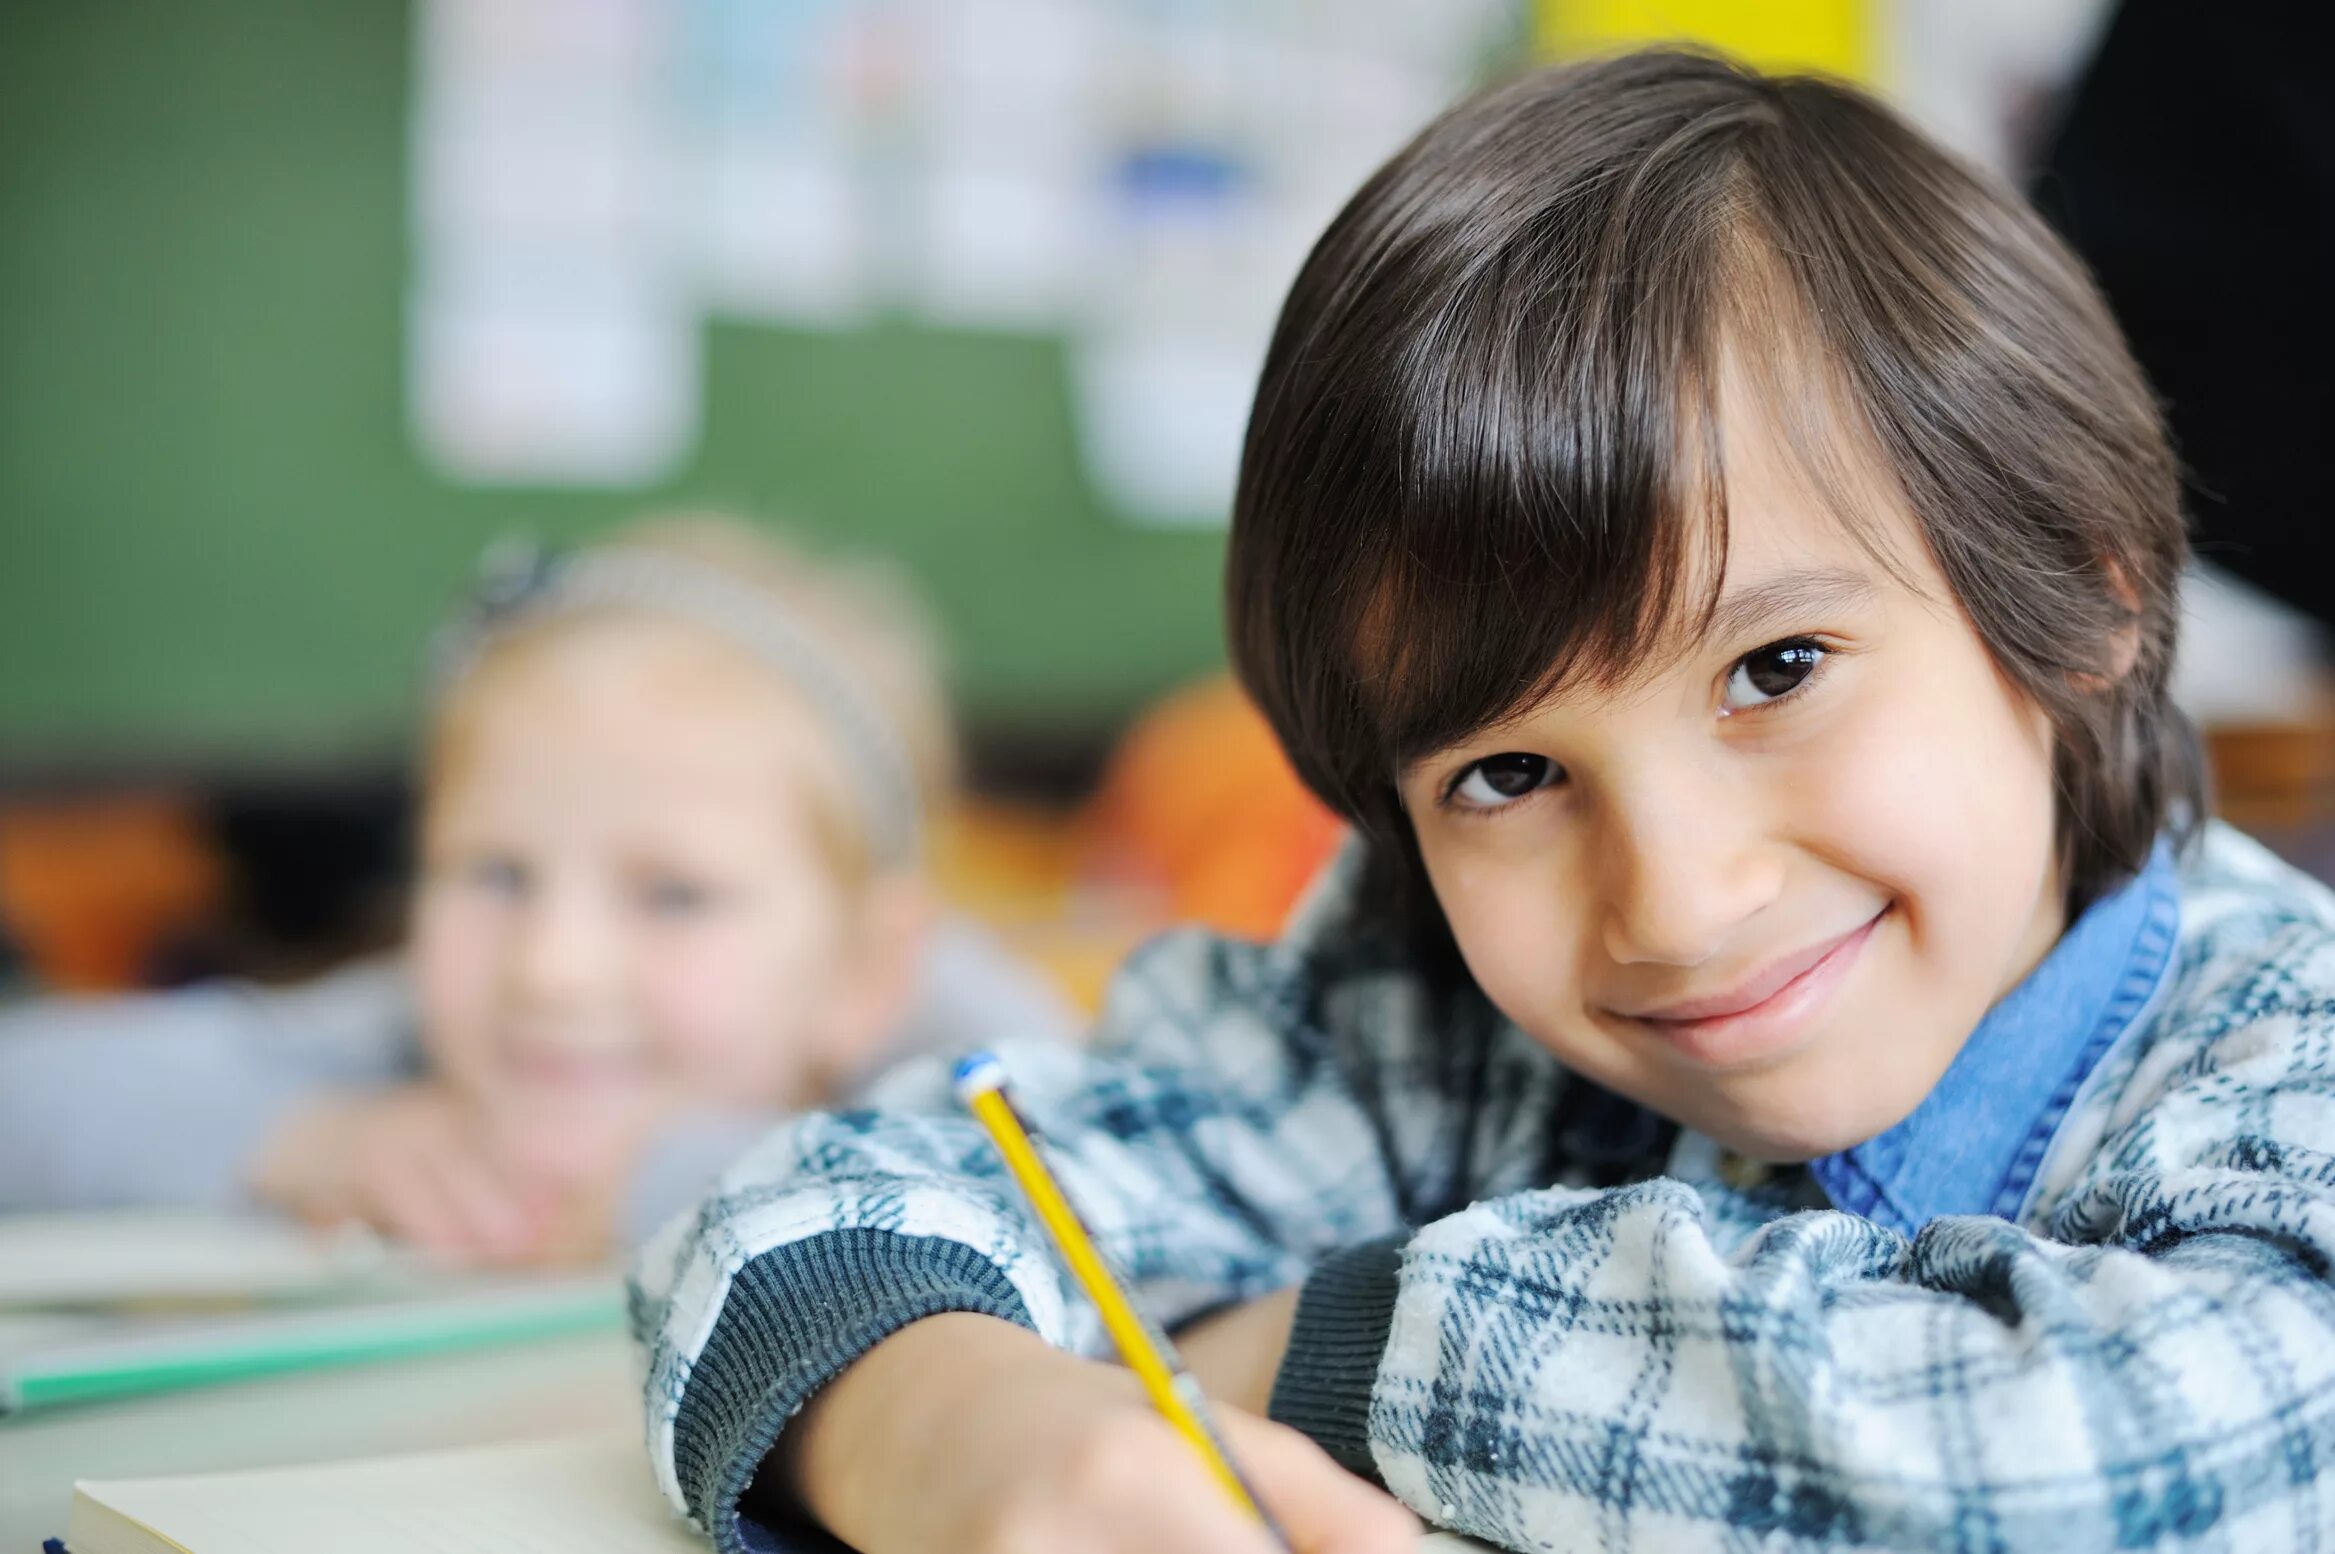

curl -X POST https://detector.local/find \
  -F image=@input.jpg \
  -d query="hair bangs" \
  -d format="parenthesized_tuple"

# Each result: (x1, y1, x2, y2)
(1359, 275, 1733, 783)
(1229, 50, 2197, 944)
(1233, 73, 1762, 831)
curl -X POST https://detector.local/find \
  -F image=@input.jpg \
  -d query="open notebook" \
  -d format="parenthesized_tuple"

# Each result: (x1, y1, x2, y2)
(0, 1273, 622, 1413)
(0, 1211, 623, 1413)
(66, 1432, 1496, 1553)
(0, 1211, 397, 1307)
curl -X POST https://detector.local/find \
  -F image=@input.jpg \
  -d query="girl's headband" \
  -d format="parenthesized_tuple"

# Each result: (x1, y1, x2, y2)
(431, 539, 923, 869)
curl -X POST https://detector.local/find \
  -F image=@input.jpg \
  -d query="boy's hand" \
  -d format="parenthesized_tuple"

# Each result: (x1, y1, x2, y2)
(249, 1084, 562, 1265)
(786, 1312, 1419, 1554)
(1176, 1286, 1301, 1415)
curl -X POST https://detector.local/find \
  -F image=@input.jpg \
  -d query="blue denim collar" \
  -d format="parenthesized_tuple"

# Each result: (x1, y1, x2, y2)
(1807, 839, 2181, 1235)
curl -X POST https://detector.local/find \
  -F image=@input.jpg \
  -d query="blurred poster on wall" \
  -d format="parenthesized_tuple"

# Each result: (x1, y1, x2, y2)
(409, 0, 695, 485)
(686, 0, 887, 325)
(405, 0, 1516, 501)
(1072, 0, 1514, 524)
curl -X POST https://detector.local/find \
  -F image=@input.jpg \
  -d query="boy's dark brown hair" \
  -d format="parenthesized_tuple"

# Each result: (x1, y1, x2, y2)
(1227, 49, 2199, 951)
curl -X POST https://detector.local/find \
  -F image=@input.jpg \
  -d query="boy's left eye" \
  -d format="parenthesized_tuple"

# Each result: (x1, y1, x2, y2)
(1722, 638, 1828, 712)
(639, 878, 717, 917)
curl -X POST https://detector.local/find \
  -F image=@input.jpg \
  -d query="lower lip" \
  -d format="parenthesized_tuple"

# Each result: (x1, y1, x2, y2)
(1636, 911, 1883, 1071)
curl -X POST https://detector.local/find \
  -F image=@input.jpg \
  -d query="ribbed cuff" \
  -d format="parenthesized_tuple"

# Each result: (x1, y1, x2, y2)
(670, 1228, 1032, 1554)
(1266, 1235, 1406, 1479)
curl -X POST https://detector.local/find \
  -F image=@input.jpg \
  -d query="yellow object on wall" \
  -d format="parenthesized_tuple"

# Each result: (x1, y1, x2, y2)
(1535, 0, 1873, 83)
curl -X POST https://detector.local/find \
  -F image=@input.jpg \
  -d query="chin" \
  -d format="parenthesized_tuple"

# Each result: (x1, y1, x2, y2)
(1706, 1089, 1915, 1165)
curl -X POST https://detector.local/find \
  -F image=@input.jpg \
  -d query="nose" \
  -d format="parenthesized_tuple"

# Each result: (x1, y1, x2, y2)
(508, 878, 619, 1013)
(1595, 765, 1785, 968)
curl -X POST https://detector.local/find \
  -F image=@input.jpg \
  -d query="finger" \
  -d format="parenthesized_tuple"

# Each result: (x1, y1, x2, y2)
(1082, 1413, 1293, 1554)
(364, 1125, 535, 1264)
(1131, 1498, 1289, 1554)
(415, 1138, 545, 1261)
(1020, 1455, 1290, 1554)
(361, 1148, 482, 1263)
(1225, 1415, 1422, 1554)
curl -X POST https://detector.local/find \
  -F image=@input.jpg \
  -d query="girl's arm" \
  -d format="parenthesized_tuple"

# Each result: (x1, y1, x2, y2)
(0, 961, 417, 1213)
(1289, 949, 2335, 1553)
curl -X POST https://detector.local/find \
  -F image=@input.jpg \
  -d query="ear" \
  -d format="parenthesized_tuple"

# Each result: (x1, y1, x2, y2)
(804, 872, 938, 1096)
(2072, 557, 2145, 693)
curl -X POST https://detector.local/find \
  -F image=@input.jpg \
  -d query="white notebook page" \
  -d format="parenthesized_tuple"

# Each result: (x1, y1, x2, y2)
(75, 1433, 701, 1554)
(75, 1430, 1500, 1553)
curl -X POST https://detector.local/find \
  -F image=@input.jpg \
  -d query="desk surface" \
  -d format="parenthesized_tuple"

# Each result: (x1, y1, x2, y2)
(0, 1333, 1504, 1553)
(0, 1330, 638, 1548)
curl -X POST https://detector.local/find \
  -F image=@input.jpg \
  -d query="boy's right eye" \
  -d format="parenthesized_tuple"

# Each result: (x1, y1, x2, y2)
(1446, 753, 1561, 812)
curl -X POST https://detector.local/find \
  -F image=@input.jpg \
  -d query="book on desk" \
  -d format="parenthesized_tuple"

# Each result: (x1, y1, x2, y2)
(0, 1210, 622, 1415)
(60, 1432, 1498, 1554)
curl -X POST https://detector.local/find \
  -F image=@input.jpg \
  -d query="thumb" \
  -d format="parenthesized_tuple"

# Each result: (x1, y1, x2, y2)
(1222, 1412, 1421, 1554)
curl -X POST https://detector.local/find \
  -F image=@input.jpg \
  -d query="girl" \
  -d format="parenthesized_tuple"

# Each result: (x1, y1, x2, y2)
(0, 516, 1077, 1263)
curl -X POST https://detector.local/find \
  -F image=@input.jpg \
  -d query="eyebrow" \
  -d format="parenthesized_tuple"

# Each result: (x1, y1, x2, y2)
(1702, 567, 1877, 645)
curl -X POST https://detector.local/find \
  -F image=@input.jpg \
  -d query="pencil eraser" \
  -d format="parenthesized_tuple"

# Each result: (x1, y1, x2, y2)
(952, 1051, 1007, 1101)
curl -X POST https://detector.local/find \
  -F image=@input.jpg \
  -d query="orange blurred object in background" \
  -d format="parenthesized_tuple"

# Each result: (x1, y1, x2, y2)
(1082, 675, 1345, 943)
(0, 793, 224, 991)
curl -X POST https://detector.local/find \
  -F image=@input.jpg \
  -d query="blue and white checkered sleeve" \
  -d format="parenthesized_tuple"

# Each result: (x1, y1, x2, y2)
(629, 918, 1457, 1554)
(1337, 935, 2335, 1552)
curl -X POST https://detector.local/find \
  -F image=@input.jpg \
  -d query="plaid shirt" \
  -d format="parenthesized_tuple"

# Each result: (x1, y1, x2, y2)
(632, 820, 2335, 1552)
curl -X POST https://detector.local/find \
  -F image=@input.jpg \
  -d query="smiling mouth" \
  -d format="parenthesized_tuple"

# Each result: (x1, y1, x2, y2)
(502, 1046, 648, 1089)
(1618, 909, 1886, 1069)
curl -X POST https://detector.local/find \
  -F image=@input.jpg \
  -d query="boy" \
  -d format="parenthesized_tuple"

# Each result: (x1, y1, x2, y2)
(633, 53, 2335, 1553)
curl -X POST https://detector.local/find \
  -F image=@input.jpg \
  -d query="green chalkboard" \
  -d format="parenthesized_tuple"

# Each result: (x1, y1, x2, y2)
(0, 1, 1231, 768)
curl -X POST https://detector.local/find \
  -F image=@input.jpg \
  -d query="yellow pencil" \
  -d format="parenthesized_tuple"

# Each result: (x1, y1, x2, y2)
(953, 1051, 1287, 1546)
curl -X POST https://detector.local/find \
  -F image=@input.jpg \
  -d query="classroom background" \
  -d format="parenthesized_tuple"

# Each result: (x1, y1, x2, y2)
(3, 0, 2330, 1007)
(6, 2, 2335, 1544)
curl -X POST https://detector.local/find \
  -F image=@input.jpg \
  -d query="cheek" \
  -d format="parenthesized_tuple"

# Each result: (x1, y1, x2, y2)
(1799, 661, 2058, 963)
(635, 911, 843, 1089)
(408, 889, 504, 1077)
(1426, 846, 1592, 1040)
